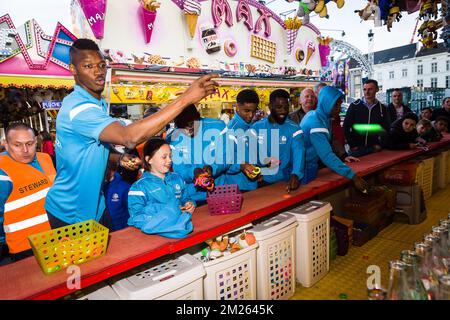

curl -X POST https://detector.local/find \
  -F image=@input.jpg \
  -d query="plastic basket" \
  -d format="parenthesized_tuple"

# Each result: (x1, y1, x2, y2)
(418, 157, 434, 200)
(431, 152, 443, 193)
(285, 201, 331, 288)
(251, 213, 298, 300)
(442, 150, 450, 186)
(206, 184, 243, 215)
(193, 243, 258, 300)
(111, 254, 205, 300)
(28, 220, 109, 275)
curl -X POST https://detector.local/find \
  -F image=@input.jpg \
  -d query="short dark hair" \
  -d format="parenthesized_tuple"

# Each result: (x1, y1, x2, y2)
(435, 116, 449, 125)
(443, 97, 450, 105)
(39, 130, 52, 141)
(5, 123, 35, 140)
(142, 137, 169, 171)
(314, 82, 327, 92)
(402, 112, 418, 123)
(174, 104, 200, 128)
(69, 38, 101, 63)
(363, 79, 379, 89)
(269, 89, 290, 104)
(237, 89, 260, 105)
(421, 107, 432, 113)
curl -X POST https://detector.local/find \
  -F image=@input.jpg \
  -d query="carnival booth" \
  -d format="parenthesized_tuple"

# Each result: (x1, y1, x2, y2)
(0, 14, 77, 136)
(68, 0, 334, 117)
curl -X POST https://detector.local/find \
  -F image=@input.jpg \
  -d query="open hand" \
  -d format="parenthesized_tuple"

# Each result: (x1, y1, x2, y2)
(181, 202, 195, 214)
(120, 153, 142, 170)
(183, 74, 219, 105)
(286, 174, 300, 193)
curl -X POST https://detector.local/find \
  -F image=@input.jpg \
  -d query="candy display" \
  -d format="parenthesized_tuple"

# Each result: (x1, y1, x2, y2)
(183, 0, 201, 39)
(250, 35, 276, 63)
(140, 0, 161, 44)
(186, 56, 201, 68)
(284, 16, 302, 55)
(224, 39, 237, 57)
(201, 230, 257, 262)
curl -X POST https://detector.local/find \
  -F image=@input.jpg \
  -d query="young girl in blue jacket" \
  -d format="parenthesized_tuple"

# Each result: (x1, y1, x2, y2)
(127, 138, 196, 238)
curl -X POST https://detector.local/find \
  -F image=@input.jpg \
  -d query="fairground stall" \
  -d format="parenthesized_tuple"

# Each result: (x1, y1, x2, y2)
(0, 14, 76, 138)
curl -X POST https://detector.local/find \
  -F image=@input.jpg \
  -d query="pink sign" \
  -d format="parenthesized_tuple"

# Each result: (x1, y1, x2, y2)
(78, 0, 107, 39)
(140, 6, 157, 44)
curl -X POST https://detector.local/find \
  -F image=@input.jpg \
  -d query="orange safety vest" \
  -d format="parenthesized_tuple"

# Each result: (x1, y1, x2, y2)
(0, 153, 55, 254)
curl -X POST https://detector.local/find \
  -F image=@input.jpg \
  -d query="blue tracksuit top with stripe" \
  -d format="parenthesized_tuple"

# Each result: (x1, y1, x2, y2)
(166, 118, 229, 201)
(249, 117, 305, 184)
(300, 86, 355, 180)
(224, 113, 257, 191)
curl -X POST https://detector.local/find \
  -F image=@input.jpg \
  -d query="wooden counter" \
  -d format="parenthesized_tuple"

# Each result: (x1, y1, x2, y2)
(1, 136, 449, 300)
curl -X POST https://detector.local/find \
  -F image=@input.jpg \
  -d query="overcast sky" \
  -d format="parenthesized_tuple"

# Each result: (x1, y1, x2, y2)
(1, 0, 427, 54)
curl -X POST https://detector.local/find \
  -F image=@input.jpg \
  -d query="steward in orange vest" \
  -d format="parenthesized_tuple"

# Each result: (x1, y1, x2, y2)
(0, 152, 55, 254)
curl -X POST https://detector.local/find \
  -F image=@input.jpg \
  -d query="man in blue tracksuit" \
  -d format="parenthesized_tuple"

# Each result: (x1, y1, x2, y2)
(249, 89, 305, 192)
(127, 171, 195, 238)
(225, 89, 260, 191)
(300, 86, 368, 191)
(166, 104, 228, 203)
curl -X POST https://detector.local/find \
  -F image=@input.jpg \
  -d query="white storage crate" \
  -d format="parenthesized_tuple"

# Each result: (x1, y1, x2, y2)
(194, 243, 258, 300)
(111, 254, 205, 300)
(252, 213, 298, 300)
(75, 282, 121, 300)
(441, 150, 450, 187)
(285, 201, 332, 288)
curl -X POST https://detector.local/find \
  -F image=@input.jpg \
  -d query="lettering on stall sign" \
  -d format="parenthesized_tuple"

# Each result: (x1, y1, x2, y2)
(366, 265, 381, 289)
(18, 179, 49, 194)
(66, 265, 81, 290)
(212, 0, 273, 38)
(87, 13, 105, 26)
(204, 88, 230, 101)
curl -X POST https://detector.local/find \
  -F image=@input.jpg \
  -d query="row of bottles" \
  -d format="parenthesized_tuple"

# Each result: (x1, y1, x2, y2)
(369, 214, 450, 300)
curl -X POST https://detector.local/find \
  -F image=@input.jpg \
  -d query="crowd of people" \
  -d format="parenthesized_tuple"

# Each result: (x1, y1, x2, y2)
(1, 38, 449, 266)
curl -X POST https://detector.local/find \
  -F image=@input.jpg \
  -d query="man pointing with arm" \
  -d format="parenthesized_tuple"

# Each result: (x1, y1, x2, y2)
(45, 38, 218, 228)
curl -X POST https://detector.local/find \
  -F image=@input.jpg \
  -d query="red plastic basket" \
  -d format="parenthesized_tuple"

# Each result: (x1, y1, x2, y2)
(206, 184, 243, 215)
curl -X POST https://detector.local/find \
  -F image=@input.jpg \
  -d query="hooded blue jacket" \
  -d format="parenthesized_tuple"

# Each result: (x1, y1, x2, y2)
(127, 171, 195, 238)
(249, 117, 305, 184)
(224, 113, 257, 191)
(166, 118, 228, 201)
(300, 86, 355, 183)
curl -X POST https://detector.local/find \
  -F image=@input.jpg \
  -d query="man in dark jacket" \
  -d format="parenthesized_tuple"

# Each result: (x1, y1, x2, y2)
(387, 89, 412, 124)
(431, 97, 450, 132)
(343, 79, 390, 157)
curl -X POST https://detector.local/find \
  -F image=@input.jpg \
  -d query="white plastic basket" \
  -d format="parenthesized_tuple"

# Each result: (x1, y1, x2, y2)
(432, 153, 443, 193)
(285, 201, 332, 288)
(74, 282, 121, 300)
(194, 242, 258, 300)
(110, 254, 205, 300)
(252, 213, 298, 300)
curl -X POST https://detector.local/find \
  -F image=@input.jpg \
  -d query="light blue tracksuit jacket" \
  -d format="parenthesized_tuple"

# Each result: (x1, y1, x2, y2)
(300, 86, 355, 183)
(224, 113, 257, 191)
(166, 118, 229, 201)
(249, 117, 305, 184)
(127, 171, 195, 238)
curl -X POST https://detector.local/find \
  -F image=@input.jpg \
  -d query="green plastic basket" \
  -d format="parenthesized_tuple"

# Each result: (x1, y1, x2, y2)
(28, 220, 109, 275)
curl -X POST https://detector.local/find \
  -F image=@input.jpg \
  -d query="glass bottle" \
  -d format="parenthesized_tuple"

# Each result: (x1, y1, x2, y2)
(437, 275, 450, 300)
(439, 219, 450, 249)
(425, 233, 448, 277)
(415, 242, 438, 300)
(400, 250, 428, 300)
(387, 260, 411, 300)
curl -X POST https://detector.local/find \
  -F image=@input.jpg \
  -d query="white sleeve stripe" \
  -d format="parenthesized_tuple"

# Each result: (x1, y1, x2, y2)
(220, 127, 228, 135)
(0, 175, 12, 182)
(310, 128, 329, 134)
(69, 103, 102, 121)
(293, 130, 303, 138)
(128, 190, 146, 196)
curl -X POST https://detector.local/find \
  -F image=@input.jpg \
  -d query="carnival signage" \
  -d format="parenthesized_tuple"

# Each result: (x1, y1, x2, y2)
(42, 100, 62, 109)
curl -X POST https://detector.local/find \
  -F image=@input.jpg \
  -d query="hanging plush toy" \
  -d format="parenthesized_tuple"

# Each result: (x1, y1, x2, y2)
(314, 0, 345, 18)
(286, 0, 317, 24)
(386, 0, 402, 31)
(418, 0, 439, 19)
(355, 0, 381, 26)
